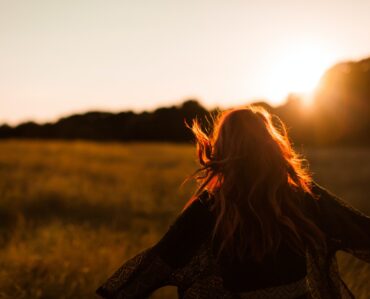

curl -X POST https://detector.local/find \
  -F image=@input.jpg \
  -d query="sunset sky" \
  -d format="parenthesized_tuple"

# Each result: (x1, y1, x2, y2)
(1, 0, 370, 126)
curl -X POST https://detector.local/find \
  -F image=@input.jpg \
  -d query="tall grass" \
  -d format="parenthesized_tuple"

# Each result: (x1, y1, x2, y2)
(0, 139, 369, 298)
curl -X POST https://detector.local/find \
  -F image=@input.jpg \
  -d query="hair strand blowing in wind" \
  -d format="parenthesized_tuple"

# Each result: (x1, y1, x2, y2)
(185, 105, 326, 262)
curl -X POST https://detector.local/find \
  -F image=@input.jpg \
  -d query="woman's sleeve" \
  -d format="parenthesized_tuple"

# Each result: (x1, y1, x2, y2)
(311, 182, 370, 262)
(95, 191, 215, 298)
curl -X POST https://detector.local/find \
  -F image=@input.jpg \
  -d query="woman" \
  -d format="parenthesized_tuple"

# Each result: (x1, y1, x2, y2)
(96, 105, 370, 299)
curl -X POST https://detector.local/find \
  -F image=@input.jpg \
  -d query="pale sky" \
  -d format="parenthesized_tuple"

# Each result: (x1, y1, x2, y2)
(1, 0, 370, 126)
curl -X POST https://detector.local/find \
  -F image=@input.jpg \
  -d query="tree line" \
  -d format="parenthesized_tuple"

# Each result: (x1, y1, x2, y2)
(1, 57, 369, 146)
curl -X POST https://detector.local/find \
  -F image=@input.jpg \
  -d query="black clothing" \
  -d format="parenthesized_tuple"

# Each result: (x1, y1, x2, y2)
(96, 182, 370, 299)
(155, 191, 308, 293)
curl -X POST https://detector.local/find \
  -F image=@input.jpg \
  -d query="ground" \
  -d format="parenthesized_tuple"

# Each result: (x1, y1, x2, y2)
(0, 140, 369, 298)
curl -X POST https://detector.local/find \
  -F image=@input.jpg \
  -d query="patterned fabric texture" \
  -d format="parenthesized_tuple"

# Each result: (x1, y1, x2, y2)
(96, 237, 369, 299)
(96, 184, 370, 299)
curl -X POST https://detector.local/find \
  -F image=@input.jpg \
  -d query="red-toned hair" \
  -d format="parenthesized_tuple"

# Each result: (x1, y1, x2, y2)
(185, 105, 325, 261)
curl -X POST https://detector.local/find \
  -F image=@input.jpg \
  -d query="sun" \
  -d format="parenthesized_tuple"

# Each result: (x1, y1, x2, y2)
(265, 43, 334, 106)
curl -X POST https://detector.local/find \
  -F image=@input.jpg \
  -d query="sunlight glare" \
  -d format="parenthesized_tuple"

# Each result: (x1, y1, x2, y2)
(265, 43, 334, 106)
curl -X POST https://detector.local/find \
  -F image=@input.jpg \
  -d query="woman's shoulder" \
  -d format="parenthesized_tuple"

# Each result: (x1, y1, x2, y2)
(309, 181, 337, 200)
(173, 190, 215, 229)
(301, 181, 339, 208)
(300, 181, 342, 218)
(308, 181, 362, 215)
(197, 189, 216, 210)
(308, 182, 370, 254)
(176, 190, 216, 227)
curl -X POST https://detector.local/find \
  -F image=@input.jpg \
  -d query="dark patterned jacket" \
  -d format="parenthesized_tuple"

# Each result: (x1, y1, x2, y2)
(96, 183, 370, 299)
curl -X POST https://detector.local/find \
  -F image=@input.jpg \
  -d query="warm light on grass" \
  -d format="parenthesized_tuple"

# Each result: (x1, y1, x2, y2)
(0, 140, 369, 298)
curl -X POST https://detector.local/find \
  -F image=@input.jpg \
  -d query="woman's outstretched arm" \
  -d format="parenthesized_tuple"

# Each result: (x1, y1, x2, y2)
(311, 182, 370, 262)
(96, 191, 214, 299)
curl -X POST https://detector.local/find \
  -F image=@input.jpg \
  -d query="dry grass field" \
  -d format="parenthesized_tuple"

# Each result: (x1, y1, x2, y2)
(0, 139, 369, 298)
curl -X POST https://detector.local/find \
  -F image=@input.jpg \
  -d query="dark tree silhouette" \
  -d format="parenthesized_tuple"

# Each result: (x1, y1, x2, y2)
(1, 57, 369, 146)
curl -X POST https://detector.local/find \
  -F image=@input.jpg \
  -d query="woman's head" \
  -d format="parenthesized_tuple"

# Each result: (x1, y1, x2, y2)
(187, 105, 325, 261)
(194, 106, 311, 192)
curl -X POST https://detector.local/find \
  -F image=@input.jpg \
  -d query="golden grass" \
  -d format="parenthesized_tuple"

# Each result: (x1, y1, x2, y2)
(0, 139, 369, 298)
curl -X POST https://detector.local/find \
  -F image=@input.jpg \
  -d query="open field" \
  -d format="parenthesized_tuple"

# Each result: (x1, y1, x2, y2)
(0, 139, 369, 298)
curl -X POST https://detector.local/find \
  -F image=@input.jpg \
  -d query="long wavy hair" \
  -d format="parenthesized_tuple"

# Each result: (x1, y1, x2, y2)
(184, 105, 325, 262)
